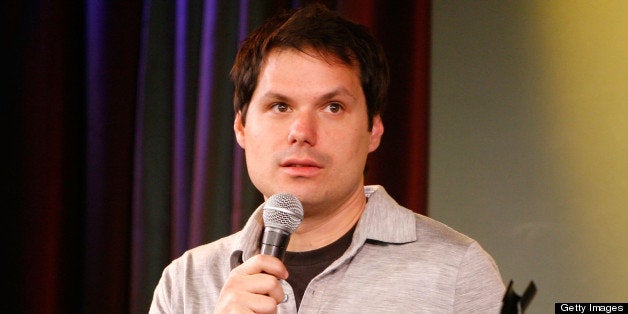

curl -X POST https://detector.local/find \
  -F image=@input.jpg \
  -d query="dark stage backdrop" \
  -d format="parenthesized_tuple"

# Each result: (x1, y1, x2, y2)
(4, 0, 429, 313)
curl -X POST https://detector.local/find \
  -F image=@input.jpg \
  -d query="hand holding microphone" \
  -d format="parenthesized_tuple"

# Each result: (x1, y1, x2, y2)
(214, 193, 303, 313)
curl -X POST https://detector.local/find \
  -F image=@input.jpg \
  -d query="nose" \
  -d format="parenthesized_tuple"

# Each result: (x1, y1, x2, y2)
(287, 111, 317, 146)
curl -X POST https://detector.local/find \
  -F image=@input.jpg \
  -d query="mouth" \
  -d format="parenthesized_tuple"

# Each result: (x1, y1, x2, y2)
(280, 158, 322, 176)
(280, 158, 321, 168)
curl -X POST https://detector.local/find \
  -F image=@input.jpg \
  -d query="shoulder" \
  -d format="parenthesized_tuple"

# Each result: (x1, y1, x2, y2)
(150, 232, 243, 312)
(411, 213, 505, 311)
(165, 231, 241, 275)
(413, 212, 474, 248)
(409, 212, 500, 270)
(363, 185, 479, 251)
(154, 233, 241, 295)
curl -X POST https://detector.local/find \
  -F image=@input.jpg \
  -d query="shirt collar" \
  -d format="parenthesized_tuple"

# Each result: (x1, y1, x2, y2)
(231, 185, 417, 266)
(355, 185, 417, 244)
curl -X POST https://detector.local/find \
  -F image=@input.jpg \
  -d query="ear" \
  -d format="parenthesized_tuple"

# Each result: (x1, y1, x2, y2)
(234, 111, 245, 149)
(368, 114, 384, 152)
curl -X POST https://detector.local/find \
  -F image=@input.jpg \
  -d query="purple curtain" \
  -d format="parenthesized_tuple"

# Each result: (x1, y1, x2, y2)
(5, 0, 429, 313)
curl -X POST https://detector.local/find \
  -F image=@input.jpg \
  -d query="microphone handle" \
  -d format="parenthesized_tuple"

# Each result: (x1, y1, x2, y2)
(260, 227, 291, 260)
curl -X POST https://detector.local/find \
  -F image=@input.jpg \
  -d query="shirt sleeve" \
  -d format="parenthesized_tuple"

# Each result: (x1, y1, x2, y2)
(454, 241, 506, 313)
(149, 267, 174, 314)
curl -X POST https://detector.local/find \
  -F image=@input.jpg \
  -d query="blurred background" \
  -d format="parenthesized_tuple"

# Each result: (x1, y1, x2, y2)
(4, 0, 626, 313)
(430, 1, 627, 312)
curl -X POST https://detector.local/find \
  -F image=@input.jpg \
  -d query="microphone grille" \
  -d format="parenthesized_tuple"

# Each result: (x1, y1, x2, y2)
(263, 193, 304, 233)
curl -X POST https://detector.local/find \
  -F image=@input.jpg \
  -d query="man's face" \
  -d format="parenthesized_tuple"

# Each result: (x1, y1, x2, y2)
(234, 48, 383, 214)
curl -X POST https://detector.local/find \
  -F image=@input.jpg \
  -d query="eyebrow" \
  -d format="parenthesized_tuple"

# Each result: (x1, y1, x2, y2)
(260, 87, 358, 102)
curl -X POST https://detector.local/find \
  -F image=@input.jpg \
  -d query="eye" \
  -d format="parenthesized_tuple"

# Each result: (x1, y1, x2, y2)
(271, 102, 291, 113)
(325, 102, 343, 113)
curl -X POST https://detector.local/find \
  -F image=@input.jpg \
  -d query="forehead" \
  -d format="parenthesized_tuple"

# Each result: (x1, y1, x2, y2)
(252, 49, 363, 105)
(263, 47, 358, 72)
(258, 48, 360, 86)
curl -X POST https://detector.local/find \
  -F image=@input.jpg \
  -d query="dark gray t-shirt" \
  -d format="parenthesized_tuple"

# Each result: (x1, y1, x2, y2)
(284, 225, 355, 309)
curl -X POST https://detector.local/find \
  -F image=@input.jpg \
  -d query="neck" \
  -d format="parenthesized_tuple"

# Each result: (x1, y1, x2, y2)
(286, 190, 366, 252)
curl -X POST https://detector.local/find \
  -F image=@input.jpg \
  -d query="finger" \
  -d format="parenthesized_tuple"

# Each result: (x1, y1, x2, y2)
(215, 290, 278, 314)
(244, 293, 281, 314)
(216, 254, 289, 313)
(265, 279, 287, 305)
(233, 254, 289, 280)
(221, 270, 285, 304)
(243, 273, 288, 305)
(239, 273, 284, 296)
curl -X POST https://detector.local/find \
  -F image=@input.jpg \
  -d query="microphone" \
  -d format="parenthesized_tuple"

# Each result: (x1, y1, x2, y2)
(261, 193, 304, 260)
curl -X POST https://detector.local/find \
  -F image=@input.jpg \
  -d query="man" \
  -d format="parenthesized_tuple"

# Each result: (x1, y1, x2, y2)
(150, 4, 504, 313)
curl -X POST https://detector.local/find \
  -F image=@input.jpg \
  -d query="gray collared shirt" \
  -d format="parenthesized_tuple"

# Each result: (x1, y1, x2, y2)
(150, 185, 505, 313)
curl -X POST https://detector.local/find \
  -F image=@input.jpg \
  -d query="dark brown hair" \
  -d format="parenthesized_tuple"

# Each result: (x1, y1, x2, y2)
(230, 3, 389, 130)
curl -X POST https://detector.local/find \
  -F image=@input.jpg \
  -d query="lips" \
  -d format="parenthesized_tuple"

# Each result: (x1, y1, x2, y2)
(280, 158, 321, 168)
(280, 158, 322, 177)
